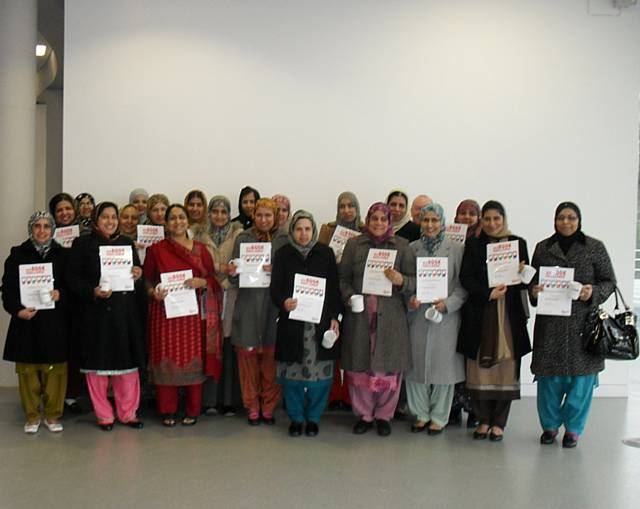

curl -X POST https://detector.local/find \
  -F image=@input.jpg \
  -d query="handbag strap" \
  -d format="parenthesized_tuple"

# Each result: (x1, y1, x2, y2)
(613, 285, 630, 312)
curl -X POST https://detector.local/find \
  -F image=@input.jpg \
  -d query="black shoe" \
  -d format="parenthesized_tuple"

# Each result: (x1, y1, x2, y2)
(562, 432, 579, 448)
(248, 417, 260, 426)
(427, 426, 444, 436)
(288, 422, 303, 437)
(181, 416, 198, 426)
(411, 422, 427, 433)
(98, 423, 114, 432)
(473, 426, 489, 440)
(376, 419, 392, 437)
(261, 415, 276, 425)
(124, 420, 144, 429)
(540, 430, 558, 445)
(353, 419, 374, 435)
(489, 431, 504, 442)
(305, 422, 319, 437)
(221, 405, 236, 417)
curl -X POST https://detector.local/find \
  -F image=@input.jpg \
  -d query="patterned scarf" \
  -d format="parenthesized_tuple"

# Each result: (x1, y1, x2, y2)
(28, 211, 56, 257)
(251, 198, 280, 242)
(363, 202, 394, 245)
(419, 203, 446, 256)
(207, 195, 232, 247)
(288, 210, 318, 258)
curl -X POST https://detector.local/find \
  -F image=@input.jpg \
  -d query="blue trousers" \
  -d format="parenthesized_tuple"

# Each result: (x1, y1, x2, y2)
(536, 375, 597, 436)
(282, 380, 332, 424)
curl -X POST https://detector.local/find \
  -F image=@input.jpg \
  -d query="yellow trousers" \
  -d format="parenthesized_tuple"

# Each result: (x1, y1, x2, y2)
(17, 363, 67, 422)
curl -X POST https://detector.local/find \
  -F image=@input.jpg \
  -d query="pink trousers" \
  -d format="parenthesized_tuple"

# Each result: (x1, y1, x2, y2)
(85, 372, 140, 424)
(349, 381, 402, 422)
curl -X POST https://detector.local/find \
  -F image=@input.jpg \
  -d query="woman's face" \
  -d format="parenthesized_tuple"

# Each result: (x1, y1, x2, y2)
(555, 207, 580, 237)
(78, 197, 94, 219)
(456, 209, 478, 226)
(119, 206, 139, 235)
(254, 206, 275, 233)
(338, 198, 357, 223)
(482, 209, 505, 237)
(368, 210, 389, 237)
(31, 218, 53, 244)
(96, 207, 118, 238)
(187, 197, 205, 222)
(292, 218, 313, 246)
(388, 196, 407, 222)
(54, 200, 75, 226)
(132, 194, 147, 216)
(149, 203, 167, 225)
(241, 192, 256, 217)
(209, 206, 229, 228)
(166, 207, 189, 238)
(421, 211, 442, 239)
(277, 205, 290, 227)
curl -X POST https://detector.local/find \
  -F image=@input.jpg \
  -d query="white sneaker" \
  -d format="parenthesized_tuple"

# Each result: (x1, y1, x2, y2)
(24, 420, 41, 434)
(44, 420, 64, 433)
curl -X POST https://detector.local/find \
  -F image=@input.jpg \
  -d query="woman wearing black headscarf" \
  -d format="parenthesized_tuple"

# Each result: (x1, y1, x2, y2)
(529, 202, 615, 448)
(231, 186, 261, 230)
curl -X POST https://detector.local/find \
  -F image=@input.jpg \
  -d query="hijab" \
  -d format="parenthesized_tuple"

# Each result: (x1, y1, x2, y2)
(386, 190, 411, 233)
(481, 200, 512, 240)
(335, 191, 362, 231)
(74, 192, 95, 228)
(28, 211, 56, 257)
(129, 188, 149, 223)
(145, 193, 170, 225)
(48, 192, 76, 227)
(363, 202, 394, 245)
(272, 194, 292, 229)
(207, 195, 232, 247)
(184, 189, 207, 227)
(455, 199, 482, 239)
(92, 201, 120, 240)
(234, 186, 261, 230)
(549, 201, 586, 254)
(288, 210, 318, 258)
(420, 202, 446, 256)
(252, 197, 279, 242)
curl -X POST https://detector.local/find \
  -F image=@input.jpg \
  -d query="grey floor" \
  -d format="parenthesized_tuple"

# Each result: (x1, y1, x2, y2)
(0, 388, 638, 509)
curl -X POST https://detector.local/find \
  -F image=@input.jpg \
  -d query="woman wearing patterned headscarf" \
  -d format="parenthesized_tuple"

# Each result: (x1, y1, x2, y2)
(406, 203, 467, 435)
(2, 212, 70, 433)
(75, 193, 95, 230)
(529, 201, 615, 448)
(271, 210, 340, 437)
(228, 198, 288, 425)
(455, 199, 482, 240)
(129, 188, 149, 224)
(339, 202, 416, 437)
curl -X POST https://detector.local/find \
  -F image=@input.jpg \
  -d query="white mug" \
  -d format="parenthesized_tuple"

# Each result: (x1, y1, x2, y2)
(568, 281, 583, 300)
(425, 306, 443, 323)
(230, 258, 244, 274)
(322, 329, 338, 349)
(99, 278, 111, 292)
(39, 288, 53, 304)
(350, 294, 364, 313)
(520, 265, 537, 285)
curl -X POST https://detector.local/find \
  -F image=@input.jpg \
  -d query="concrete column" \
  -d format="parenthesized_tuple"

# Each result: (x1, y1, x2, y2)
(0, 0, 37, 386)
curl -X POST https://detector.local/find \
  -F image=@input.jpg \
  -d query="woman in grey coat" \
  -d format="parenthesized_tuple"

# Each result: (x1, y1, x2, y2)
(406, 203, 467, 434)
(530, 201, 615, 448)
(339, 202, 416, 436)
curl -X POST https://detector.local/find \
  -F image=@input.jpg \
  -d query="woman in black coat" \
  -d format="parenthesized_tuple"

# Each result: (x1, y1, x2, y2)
(2, 212, 69, 433)
(457, 200, 531, 441)
(66, 202, 146, 431)
(271, 210, 340, 437)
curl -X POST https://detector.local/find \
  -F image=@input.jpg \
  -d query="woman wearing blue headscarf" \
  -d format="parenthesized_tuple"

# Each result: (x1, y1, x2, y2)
(406, 203, 468, 434)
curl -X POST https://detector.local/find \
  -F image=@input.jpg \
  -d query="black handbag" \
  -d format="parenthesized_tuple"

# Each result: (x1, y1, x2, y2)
(582, 286, 638, 360)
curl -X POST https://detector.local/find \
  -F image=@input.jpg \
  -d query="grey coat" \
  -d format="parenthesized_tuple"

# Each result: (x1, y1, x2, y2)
(530, 235, 616, 376)
(339, 235, 416, 373)
(406, 238, 467, 385)
(230, 229, 288, 348)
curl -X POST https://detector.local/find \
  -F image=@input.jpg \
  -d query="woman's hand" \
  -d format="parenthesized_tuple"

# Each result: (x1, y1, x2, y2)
(227, 262, 238, 276)
(579, 284, 593, 302)
(489, 284, 507, 301)
(185, 277, 207, 289)
(17, 308, 37, 320)
(284, 298, 297, 311)
(432, 298, 447, 313)
(409, 296, 421, 311)
(262, 264, 272, 273)
(152, 286, 168, 301)
(134, 241, 146, 251)
(531, 285, 544, 298)
(330, 319, 340, 337)
(218, 262, 228, 275)
(51, 290, 61, 302)
(94, 287, 112, 299)
(131, 266, 143, 281)
(518, 261, 525, 273)
(384, 267, 403, 286)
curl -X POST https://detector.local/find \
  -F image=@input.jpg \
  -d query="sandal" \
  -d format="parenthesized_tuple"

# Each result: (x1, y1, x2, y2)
(181, 416, 198, 426)
(161, 415, 177, 427)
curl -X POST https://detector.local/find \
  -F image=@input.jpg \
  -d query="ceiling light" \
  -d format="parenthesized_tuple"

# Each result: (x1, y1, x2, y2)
(35, 44, 47, 56)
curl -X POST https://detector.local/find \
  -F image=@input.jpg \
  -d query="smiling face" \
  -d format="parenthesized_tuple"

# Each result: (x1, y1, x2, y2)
(54, 200, 76, 226)
(421, 211, 442, 239)
(292, 218, 313, 246)
(338, 198, 357, 223)
(456, 208, 479, 226)
(119, 205, 139, 236)
(411, 197, 431, 223)
(96, 206, 118, 238)
(555, 207, 580, 237)
(31, 218, 53, 245)
(368, 210, 389, 237)
(481, 209, 505, 237)
(387, 195, 407, 222)
(149, 202, 167, 225)
(166, 206, 189, 238)
(78, 197, 94, 219)
(187, 197, 205, 222)
(132, 194, 147, 216)
(209, 206, 229, 228)
(254, 206, 275, 233)
(241, 192, 256, 217)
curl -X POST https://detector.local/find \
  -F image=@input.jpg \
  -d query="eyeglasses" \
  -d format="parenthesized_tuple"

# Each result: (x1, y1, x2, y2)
(556, 215, 579, 222)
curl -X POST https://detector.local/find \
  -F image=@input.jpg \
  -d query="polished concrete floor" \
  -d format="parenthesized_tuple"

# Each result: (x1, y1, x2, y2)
(0, 388, 638, 509)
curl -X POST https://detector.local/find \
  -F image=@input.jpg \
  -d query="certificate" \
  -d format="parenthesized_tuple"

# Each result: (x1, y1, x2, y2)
(444, 224, 468, 244)
(137, 225, 165, 264)
(99, 245, 134, 292)
(239, 243, 272, 288)
(416, 257, 448, 303)
(537, 266, 574, 317)
(328, 226, 360, 263)
(362, 248, 397, 297)
(161, 270, 198, 319)
(486, 241, 520, 288)
(19, 263, 54, 310)
(289, 274, 326, 324)
(53, 225, 80, 248)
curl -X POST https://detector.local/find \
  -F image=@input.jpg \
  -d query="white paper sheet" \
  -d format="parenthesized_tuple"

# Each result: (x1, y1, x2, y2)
(239, 242, 272, 288)
(99, 245, 134, 292)
(444, 224, 468, 244)
(537, 266, 574, 317)
(416, 257, 448, 303)
(161, 269, 199, 319)
(136, 225, 165, 264)
(486, 240, 520, 287)
(328, 226, 360, 263)
(19, 263, 55, 310)
(362, 248, 397, 297)
(288, 274, 326, 324)
(53, 225, 80, 248)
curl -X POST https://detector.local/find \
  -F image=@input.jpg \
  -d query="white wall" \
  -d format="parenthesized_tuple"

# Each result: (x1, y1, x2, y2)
(62, 0, 640, 395)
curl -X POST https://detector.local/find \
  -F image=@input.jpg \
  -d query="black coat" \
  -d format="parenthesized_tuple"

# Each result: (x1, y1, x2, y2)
(66, 233, 145, 371)
(271, 243, 341, 363)
(457, 232, 532, 361)
(395, 221, 420, 242)
(2, 240, 70, 364)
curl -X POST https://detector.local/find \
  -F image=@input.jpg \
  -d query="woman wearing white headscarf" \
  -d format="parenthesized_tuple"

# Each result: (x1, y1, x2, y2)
(129, 188, 149, 224)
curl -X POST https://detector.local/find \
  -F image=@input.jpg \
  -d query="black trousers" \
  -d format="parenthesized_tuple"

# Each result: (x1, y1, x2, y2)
(472, 398, 512, 428)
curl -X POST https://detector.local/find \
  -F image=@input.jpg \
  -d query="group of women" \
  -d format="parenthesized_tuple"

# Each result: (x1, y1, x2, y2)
(1, 187, 616, 449)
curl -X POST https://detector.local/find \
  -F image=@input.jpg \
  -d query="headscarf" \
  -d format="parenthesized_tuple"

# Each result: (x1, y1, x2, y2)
(28, 211, 55, 257)
(272, 194, 292, 229)
(335, 191, 362, 231)
(207, 195, 232, 247)
(420, 203, 446, 256)
(481, 200, 512, 240)
(288, 210, 318, 258)
(92, 201, 120, 239)
(146, 193, 170, 225)
(386, 190, 411, 234)
(184, 189, 207, 227)
(129, 188, 149, 223)
(455, 199, 482, 239)
(363, 202, 394, 245)
(74, 192, 95, 228)
(48, 192, 76, 226)
(119, 204, 139, 239)
(549, 201, 586, 254)
(233, 186, 261, 230)
(252, 197, 279, 242)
